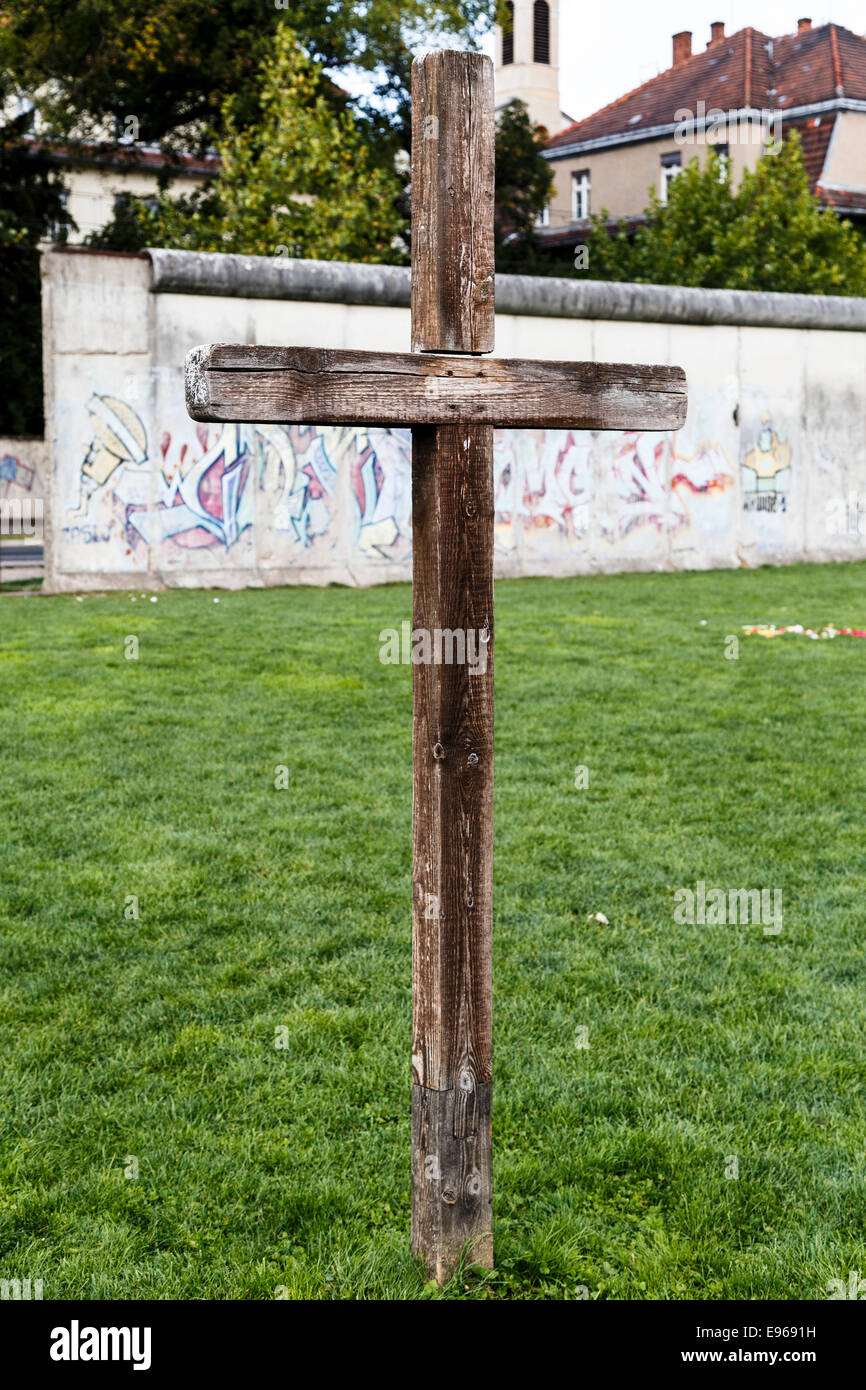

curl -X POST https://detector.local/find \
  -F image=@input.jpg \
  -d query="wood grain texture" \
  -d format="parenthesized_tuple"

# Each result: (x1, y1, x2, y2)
(410, 51, 495, 354)
(185, 344, 688, 430)
(411, 1082, 493, 1280)
(409, 48, 496, 1283)
(411, 422, 494, 1277)
(411, 424, 494, 1093)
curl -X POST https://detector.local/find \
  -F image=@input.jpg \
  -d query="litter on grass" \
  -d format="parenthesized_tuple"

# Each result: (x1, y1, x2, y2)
(743, 623, 866, 640)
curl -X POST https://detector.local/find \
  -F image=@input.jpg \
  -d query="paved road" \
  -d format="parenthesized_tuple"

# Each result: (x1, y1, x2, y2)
(0, 545, 44, 566)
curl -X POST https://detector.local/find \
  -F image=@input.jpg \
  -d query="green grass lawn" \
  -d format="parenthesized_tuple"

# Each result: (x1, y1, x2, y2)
(1, 563, 864, 1300)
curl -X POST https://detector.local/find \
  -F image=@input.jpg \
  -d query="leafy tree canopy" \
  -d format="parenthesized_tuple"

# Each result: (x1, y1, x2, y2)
(0, 72, 72, 247)
(88, 25, 406, 263)
(0, 71, 74, 434)
(493, 98, 555, 272)
(0, 0, 492, 155)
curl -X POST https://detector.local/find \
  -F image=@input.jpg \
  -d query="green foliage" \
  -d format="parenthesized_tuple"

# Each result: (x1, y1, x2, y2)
(580, 134, 866, 296)
(84, 191, 169, 253)
(92, 68, 558, 269)
(205, 26, 407, 261)
(494, 99, 555, 272)
(0, 247, 43, 435)
(0, 0, 491, 153)
(0, 73, 73, 435)
(87, 26, 407, 262)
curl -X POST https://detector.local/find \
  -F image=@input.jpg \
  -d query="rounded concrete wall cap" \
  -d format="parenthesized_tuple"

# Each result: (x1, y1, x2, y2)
(146, 248, 866, 331)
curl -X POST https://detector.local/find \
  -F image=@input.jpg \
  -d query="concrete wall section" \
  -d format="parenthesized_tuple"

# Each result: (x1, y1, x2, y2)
(0, 435, 46, 561)
(41, 248, 866, 591)
(0, 437, 45, 508)
(42, 250, 153, 588)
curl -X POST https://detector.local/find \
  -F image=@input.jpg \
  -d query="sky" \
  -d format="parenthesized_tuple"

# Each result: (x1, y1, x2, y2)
(507, 1, 866, 124)
(338, 3, 866, 122)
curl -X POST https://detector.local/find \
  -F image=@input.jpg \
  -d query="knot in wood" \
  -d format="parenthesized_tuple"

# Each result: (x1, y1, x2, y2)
(467, 752, 479, 766)
(432, 741, 445, 760)
(442, 1187, 457, 1205)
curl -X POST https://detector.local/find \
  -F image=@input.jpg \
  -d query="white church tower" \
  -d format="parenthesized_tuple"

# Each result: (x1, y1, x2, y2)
(494, 0, 570, 137)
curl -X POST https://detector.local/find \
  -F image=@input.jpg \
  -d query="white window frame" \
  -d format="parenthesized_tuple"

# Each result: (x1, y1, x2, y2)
(660, 155, 682, 203)
(572, 169, 591, 221)
(714, 142, 730, 181)
(535, 201, 551, 228)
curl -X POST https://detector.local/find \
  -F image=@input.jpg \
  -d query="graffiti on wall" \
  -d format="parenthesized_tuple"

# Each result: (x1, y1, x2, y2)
(64, 396, 414, 565)
(62, 392, 739, 570)
(493, 427, 734, 546)
(741, 414, 792, 514)
(604, 431, 734, 540)
(1, 453, 37, 499)
(494, 429, 592, 546)
(352, 427, 412, 561)
(259, 421, 410, 561)
(67, 395, 255, 550)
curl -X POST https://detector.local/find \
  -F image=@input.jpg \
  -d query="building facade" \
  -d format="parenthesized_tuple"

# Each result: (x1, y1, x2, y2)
(493, 19, 866, 242)
(494, 0, 572, 136)
(539, 19, 866, 239)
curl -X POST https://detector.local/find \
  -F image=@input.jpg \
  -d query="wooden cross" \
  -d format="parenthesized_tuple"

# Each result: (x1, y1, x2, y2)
(185, 49, 687, 1285)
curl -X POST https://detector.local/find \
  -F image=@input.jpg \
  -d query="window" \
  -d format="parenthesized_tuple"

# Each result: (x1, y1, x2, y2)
(502, 2, 514, 65)
(535, 202, 551, 228)
(114, 192, 158, 215)
(714, 141, 730, 180)
(16, 95, 36, 133)
(533, 0, 550, 64)
(572, 170, 590, 221)
(660, 152, 681, 203)
(47, 189, 70, 243)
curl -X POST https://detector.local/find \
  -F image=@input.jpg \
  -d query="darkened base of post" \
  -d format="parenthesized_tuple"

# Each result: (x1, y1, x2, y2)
(411, 1082, 493, 1281)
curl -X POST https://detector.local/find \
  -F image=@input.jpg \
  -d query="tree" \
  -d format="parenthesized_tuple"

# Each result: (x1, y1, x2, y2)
(724, 132, 866, 294)
(92, 63, 557, 268)
(89, 26, 407, 263)
(579, 134, 866, 296)
(0, 75, 73, 435)
(0, 0, 492, 156)
(493, 99, 555, 272)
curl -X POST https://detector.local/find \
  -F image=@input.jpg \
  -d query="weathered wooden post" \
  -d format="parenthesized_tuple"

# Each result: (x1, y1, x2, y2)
(409, 50, 496, 1280)
(185, 47, 687, 1287)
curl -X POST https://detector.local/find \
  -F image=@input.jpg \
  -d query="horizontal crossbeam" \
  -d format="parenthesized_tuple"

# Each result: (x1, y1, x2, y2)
(186, 345, 687, 431)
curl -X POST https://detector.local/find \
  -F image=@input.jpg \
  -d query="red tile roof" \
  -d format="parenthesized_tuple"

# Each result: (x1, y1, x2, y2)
(815, 182, 866, 213)
(546, 22, 866, 151)
(783, 114, 836, 184)
(23, 137, 220, 178)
